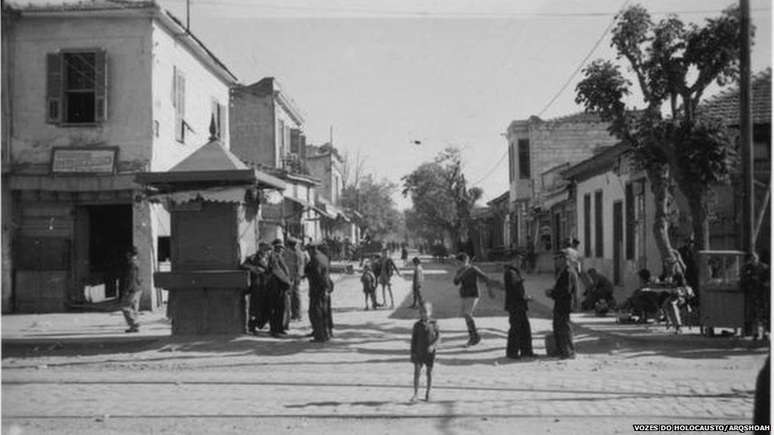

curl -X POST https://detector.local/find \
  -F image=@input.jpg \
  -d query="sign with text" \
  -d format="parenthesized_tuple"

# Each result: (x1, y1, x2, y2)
(51, 147, 117, 174)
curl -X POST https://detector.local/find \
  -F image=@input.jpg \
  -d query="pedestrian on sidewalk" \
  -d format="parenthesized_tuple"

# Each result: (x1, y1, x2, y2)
(453, 252, 492, 346)
(499, 255, 535, 359)
(120, 246, 142, 333)
(361, 263, 378, 310)
(378, 249, 400, 308)
(305, 244, 331, 342)
(546, 249, 577, 359)
(409, 257, 424, 309)
(284, 237, 307, 322)
(401, 245, 409, 267)
(410, 301, 440, 402)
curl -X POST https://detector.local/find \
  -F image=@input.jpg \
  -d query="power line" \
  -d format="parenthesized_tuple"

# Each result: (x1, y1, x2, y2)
(537, 0, 632, 117)
(470, 148, 508, 187)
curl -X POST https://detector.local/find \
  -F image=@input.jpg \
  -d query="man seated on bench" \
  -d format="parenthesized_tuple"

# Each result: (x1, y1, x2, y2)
(619, 269, 670, 323)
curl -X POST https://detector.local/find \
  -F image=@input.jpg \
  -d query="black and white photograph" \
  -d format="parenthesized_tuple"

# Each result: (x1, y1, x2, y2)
(0, 0, 771, 433)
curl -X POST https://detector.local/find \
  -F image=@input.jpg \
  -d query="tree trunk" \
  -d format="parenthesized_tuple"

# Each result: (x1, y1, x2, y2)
(687, 187, 710, 252)
(648, 165, 677, 277)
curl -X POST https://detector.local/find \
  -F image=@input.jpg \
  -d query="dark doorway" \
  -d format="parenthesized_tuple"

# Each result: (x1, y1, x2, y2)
(613, 201, 623, 286)
(87, 205, 132, 298)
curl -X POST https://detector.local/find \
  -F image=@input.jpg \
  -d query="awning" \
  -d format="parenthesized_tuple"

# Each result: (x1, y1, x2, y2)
(9, 174, 137, 191)
(149, 187, 248, 204)
(312, 206, 335, 220)
(285, 195, 314, 209)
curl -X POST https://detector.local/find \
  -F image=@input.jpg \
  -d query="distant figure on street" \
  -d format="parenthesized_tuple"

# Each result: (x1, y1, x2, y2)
(305, 244, 332, 342)
(360, 263, 378, 310)
(378, 249, 400, 308)
(401, 246, 409, 267)
(662, 272, 694, 334)
(284, 237, 307, 322)
(547, 249, 577, 359)
(741, 253, 770, 339)
(267, 239, 292, 337)
(499, 255, 534, 359)
(410, 301, 440, 402)
(242, 243, 271, 334)
(120, 246, 142, 333)
(410, 257, 424, 309)
(452, 252, 492, 346)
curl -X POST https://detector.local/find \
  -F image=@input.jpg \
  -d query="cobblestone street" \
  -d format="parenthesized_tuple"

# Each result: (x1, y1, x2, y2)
(2, 261, 767, 434)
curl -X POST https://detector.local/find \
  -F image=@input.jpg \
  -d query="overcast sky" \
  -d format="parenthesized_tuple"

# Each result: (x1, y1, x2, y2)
(158, 0, 772, 209)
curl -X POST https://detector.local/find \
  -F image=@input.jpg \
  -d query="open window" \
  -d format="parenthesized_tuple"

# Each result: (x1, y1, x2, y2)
(47, 50, 107, 124)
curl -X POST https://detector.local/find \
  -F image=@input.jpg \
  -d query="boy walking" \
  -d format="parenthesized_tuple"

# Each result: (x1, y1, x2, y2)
(410, 257, 424, 308)
(453, 253, 491, 346)
(360, 263, 378, 310)
(410, 302, 440, 402)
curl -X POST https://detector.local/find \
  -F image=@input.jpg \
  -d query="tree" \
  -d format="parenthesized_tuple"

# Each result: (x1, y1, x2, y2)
(402, 148, 483, 252)
(575, 4, 743, 276)
(341, 174, 401, 240)
(341, 148, 367, 190)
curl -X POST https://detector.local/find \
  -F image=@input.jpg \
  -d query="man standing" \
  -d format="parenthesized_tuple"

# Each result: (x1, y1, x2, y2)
(502, 255, 534, 359)
(379, 249, 400, 308)
(452, 253, 491, 346)
(120, 246, 142, 333)
(284, 237, 307, 322)
(242, 243, 270, 334)
(305, 244, 331, 342)
(267, 239, 292, 337)
(548, 249, 578, 359)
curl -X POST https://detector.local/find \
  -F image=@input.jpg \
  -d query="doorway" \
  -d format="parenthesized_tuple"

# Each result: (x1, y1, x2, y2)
(81, 205, 133, 299)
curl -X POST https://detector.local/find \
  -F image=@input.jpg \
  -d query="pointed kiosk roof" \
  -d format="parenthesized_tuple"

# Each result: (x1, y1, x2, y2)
(136, 140, 286, 192)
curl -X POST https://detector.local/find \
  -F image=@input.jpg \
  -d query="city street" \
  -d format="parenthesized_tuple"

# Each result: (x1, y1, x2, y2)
(2, 259, 767, 434)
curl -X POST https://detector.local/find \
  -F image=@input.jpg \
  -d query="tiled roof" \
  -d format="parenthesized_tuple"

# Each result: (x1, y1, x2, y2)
(698, 69, 772, 126)
(546, 111, 606, 124)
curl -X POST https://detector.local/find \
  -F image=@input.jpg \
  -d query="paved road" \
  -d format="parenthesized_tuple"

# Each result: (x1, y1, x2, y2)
(2, 258, 767, 434)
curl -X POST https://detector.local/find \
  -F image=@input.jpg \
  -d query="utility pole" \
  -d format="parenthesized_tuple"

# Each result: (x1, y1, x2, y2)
(740, 0, 754, 255)
(186, 0, 191, 33)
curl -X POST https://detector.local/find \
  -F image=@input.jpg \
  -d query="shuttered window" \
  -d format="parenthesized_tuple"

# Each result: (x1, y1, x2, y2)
(518, 139, 530, 179)
(594, 190, 603, 258)
(583, 194, 591, 258)
(173, 66, 186, 143)
(46, 50, 107, 124)
(625, 183, 635, 260)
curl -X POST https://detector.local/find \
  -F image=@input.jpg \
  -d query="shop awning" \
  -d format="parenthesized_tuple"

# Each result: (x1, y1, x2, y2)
(285, 195, 314, 210)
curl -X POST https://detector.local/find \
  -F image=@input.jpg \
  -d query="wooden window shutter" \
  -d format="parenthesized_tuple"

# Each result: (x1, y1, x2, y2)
(94, 49, 108, 122)
(46, 53, 62, 124)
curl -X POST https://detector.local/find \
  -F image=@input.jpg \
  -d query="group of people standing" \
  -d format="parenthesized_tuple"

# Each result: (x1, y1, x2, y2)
(241, 238, 334, 342)
(360, 249, 401, 310)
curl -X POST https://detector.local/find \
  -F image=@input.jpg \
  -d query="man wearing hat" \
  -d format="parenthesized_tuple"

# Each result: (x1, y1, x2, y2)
(547, 248, 578, 359)
(267, 238, 292, 337)
(305, 243, 332, 342)
(120, 246, 143, 333)
(284, 237, 307, 322)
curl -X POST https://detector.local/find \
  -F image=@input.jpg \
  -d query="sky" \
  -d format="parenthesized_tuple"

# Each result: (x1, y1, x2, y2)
(157, 0, 772, 209)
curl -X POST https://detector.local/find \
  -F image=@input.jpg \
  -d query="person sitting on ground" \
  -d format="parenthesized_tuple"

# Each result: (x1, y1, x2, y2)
(361, 263, 378, 310)
(581, 268, 615, 314)
(619, 269, 669, 324)
(410, 301, 440, 402)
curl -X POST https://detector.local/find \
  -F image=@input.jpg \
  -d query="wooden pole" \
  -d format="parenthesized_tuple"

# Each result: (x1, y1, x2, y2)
(740, 0, 754, 255)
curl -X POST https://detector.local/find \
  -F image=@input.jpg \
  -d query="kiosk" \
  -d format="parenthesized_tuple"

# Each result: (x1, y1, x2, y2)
(698, 250, 747, 335)
(136, 139, 285, 335)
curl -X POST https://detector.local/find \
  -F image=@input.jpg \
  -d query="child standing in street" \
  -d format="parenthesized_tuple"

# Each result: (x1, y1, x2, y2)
(410, 257, 424, 308)
(410, 302, 440, 402)
(360, 263, 377, 310)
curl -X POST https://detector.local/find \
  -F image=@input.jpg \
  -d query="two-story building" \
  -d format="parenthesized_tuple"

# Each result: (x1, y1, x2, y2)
(505, 113, 619, 271)
(230, 77, 324, 243)
(305, 143, 359, 244)
(2, 0, 238, 312)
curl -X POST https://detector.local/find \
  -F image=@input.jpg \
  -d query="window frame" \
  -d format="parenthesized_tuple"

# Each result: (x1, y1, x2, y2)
(517, 138, 531, 179)
(48, 48, 107, 126)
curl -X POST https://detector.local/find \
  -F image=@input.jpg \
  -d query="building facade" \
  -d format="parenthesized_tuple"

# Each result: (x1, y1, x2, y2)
(505, 113, 619, 271)
(2, 1, 237, 312)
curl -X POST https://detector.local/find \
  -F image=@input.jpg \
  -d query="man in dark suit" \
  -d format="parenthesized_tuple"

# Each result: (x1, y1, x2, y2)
(267, 239, 292, 337)
(120, 246, 143, 333)
(305, 244, 332, 342)
(548, 249, 577, 359)
(502, 255, 534, 359)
